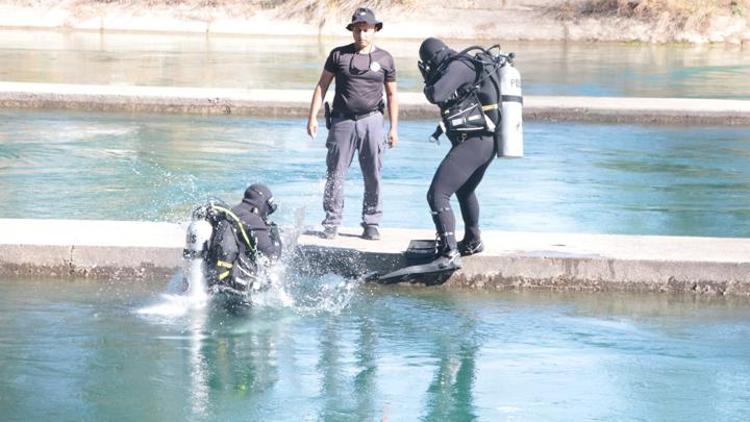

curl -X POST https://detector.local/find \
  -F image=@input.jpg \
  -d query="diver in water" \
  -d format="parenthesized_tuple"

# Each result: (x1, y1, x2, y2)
(419, 38, 499, 269)
(184, 183, 282, 298)
(231, 184, 282, 262)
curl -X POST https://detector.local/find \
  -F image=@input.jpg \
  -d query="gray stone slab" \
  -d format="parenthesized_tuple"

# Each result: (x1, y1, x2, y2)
(2, 82, 750, 124)
(2, 219, 750, 295)
(0, 218, 186, 247)
(0, 244, 72, 277)
(71, 245, 182, 279)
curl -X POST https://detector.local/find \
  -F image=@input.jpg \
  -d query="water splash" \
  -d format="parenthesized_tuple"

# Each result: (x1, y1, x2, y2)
(135, 269, 208, 318)
(185, 258, 208, 303)
(248, 263, 296, 309)
(138, 266, 360, 321)
(272, 270, 361, 316)
(138, 214, 362, 319)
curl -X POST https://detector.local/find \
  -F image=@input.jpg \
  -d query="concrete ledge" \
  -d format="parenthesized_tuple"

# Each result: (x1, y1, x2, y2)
(2, 82, 750, 125)
(0, 219, 185, 279)
(2, 219, 750, 295)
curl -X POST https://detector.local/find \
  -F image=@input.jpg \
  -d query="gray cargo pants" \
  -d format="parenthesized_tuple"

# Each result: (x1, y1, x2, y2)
(322, 112, 385, 228)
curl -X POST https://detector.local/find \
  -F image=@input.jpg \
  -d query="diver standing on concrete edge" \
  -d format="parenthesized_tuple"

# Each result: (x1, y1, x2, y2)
(417, 37, 522, 271)
(306, 7, 399, 241)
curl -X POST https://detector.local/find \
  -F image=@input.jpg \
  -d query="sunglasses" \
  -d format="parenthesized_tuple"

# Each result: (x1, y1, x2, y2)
(348, 52, 373, 76)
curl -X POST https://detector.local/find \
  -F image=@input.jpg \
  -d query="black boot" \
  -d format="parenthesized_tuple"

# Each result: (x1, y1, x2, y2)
(431, 234, 462, 270)
(431, 247, 463, 270)
(458, 238, 484, 256)
(427, 207, 462, 269)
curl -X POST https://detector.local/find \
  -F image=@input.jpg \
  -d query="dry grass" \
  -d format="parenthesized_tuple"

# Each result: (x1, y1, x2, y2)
(555, 0, 749, 32)
(72, 0, 417, 13)
(272, 0, 417, 21)
(8, 0, 419, 23)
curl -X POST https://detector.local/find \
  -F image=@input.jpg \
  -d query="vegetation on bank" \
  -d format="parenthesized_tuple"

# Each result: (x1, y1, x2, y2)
(555, 0, 749, 33)
(5, 0, 749, 41)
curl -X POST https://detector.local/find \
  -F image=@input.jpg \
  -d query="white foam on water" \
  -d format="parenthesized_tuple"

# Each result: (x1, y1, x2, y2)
(249, 266, 296, 309)
(135, 291, 207, 318)
(280, 271, 361, 316)
(137, 216, 362, 320)
(136, 261, 208, 318)
(185, 259, 208, 303)
(73, 126, 139, 141)
(497, 406, 522, 414)
(244, 255, 360, 316)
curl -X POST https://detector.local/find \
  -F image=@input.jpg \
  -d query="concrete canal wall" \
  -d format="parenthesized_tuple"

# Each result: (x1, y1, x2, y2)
(2, 82, 750, 125)
(1, 219, 749, 296)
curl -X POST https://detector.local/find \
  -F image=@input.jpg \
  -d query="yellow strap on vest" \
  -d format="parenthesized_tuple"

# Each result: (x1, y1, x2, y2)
(218, 270, 230, 280)
(445, 103, 497, 114)
(217, 260, 233, 269)
(212, 205, 256, 254)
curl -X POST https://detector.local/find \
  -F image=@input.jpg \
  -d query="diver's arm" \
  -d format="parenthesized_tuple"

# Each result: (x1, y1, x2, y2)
(307, 70, 334, 139)
(253, 227, 281, 262)
(385, 81, 399, 148)
(423, 60, 475, 104)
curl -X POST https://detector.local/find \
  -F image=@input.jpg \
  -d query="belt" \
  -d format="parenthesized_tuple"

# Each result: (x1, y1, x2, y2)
(452, 131, 494, 143)
(331, 109, 381, 121)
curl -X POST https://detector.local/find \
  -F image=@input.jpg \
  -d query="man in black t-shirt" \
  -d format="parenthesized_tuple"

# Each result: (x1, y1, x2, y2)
(306, 7, 399, 241)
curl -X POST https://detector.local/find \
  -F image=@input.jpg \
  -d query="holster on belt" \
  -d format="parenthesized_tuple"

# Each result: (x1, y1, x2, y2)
(324, 101, 332, 130)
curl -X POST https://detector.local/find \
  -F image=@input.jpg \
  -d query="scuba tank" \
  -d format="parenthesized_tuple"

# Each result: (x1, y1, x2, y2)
(497, 52, 523, 158)
(183, 218, 213, 260)
(182, 211, 214, 300)
(184, 201, 260, 294)
(424, 45, 523, 158)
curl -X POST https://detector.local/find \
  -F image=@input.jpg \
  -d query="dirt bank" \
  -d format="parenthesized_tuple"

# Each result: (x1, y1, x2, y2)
(1, 0, 749, 43)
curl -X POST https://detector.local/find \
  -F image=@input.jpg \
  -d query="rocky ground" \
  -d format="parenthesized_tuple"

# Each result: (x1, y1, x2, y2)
(0, 0, 749, 43)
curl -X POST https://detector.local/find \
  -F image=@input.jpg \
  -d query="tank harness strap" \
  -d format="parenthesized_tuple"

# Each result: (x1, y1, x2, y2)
(432, 47, 505, 142)
(501, 95, 523, 104)
(217, 254, 235, 282)
(217, 260, 233, 269)
(212, 205, 256, 255)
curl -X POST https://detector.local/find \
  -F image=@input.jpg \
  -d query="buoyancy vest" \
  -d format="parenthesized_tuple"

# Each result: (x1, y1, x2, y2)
(426, 44, 523, 157)
(199, 201, 261, 292)
(438, 46, 505, 139)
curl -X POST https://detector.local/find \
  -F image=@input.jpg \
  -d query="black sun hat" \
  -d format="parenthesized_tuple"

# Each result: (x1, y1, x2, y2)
(346, 7, 383, 31)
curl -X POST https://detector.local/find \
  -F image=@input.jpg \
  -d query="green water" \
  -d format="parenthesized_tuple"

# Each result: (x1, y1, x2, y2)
(1, 276, 750, 421)
(2, 27, 750, 422)
(1, 29, 748, 97)
(2, 111, 750, 237)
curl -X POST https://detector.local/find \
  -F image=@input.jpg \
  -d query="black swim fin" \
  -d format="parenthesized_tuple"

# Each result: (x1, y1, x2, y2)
(374, 254, 462, 285)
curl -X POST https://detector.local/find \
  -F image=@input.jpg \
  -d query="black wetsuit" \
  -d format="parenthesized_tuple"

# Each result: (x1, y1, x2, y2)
(423, 55, 498, 253)
(231, 201, 282, 261)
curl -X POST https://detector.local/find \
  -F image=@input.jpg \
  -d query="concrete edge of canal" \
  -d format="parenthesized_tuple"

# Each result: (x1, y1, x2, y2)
(1, 219, 749, 296)
(2, 82, 750, 125)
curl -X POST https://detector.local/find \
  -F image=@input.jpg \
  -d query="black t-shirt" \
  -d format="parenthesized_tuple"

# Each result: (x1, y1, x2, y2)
(324, 43, 396, 115)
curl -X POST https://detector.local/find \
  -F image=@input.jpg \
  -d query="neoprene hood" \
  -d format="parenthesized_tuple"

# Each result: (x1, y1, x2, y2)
(242, 183, 277, 216)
